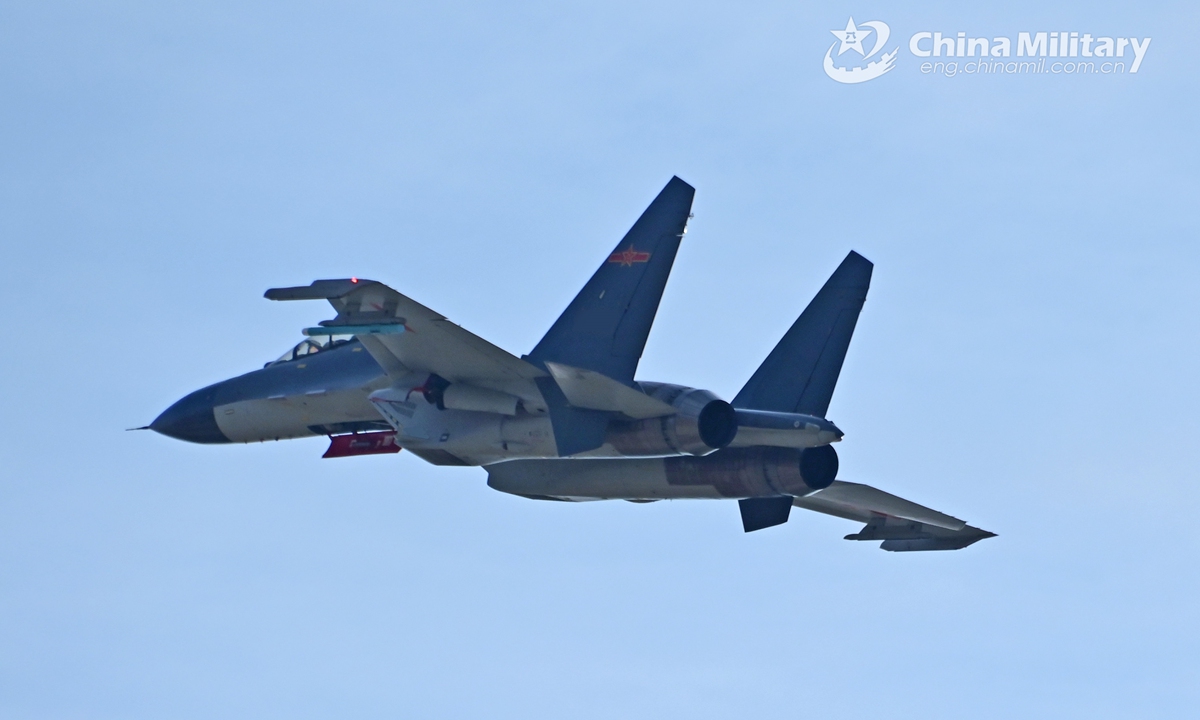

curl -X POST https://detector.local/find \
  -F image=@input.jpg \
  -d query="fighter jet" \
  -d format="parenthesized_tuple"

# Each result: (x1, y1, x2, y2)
(149, 177, 993, 551)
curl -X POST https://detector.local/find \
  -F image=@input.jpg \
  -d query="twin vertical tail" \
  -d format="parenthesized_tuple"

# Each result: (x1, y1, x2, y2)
(526, 176, 695, 456)
(525, 178, 865, 456)
(733, 251, 873, 417)
(528, 176, 695, 385)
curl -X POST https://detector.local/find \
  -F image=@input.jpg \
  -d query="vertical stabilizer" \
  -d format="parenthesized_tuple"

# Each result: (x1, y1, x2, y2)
(732, 251, 873, 417)
(528, 177, 695, 385)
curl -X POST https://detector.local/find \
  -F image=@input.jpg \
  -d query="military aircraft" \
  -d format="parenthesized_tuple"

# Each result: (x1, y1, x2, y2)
(148, 177, 993, 551)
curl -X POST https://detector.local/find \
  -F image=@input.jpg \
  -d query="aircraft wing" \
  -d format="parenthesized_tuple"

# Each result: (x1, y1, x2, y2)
(792, 481, 995, 551)
(265, 279, 547, 390)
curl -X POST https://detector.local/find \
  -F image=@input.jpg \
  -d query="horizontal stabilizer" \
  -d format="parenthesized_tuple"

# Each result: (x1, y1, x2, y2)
(734, 251, 872, 417)
(545, 362, 676, 419)
(265, 279, 380, 301)
(798, 481, 965, 530)
(792, 480, 994, 552)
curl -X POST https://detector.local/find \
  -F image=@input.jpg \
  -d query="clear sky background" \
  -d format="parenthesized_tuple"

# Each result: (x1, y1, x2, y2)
(2, 2, 1197, 718)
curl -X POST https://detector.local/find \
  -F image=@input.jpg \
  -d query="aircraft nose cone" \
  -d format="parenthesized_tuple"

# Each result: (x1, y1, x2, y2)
(150, 386, 230, 444)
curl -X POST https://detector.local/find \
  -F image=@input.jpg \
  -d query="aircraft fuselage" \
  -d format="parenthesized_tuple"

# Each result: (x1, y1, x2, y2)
(152, 338, 843, 467)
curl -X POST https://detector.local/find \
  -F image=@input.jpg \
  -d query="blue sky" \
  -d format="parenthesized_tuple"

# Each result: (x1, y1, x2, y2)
(2, 2, 1197, 717)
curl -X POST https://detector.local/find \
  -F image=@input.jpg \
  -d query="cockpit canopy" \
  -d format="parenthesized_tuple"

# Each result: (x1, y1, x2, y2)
(267, 335, 351, 367)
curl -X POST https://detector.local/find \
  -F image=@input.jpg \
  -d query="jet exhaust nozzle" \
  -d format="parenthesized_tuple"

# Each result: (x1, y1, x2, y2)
(663, 445, 838, 497)
(607, 383, 738, 456)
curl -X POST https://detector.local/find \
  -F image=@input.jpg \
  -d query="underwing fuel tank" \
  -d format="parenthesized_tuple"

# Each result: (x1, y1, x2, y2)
(486, 445, 839, 501)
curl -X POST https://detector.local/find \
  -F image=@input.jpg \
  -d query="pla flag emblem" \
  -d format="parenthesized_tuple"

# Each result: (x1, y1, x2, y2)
(609, 246, 657, 265)
(608, 245, 651, 266)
